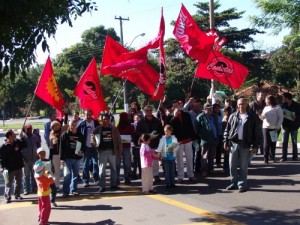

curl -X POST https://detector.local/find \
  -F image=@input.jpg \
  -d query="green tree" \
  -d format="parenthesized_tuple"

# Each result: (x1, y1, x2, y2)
(0, 0, 97, 80)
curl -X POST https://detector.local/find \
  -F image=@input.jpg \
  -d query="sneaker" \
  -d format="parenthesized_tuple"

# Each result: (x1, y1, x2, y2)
(71, 192, 79, 196)
(280, 159, 286, 162)
(110, 186, 119, 190)
(23, 191, 30, 195)
(6, 198, 11, 204)
(83, 183, 90, 187)
(238, 187, 248, 193)
(154, 176, 161, 182)
(99, 187, 106, 193)
(149, 189, 157, 194)
(226, 184, 238, 190)
(177, 178, 183, 184)
(143, 191, 149, 195)
(61, 193, 69, 198)
(189, 176, 197, 182)
(52, 202, 58, 207)
(15, 195, 23, 200)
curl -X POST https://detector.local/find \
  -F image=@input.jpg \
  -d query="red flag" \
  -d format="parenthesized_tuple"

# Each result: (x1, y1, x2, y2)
(195, 50, 248, 89)
(74, 58, 108, 118)
(101, 36, 159, 96)
(173, 4, 215, 62)
(206, 29, 227, 51)
(34, 57, 65, 119)
(149, 8, 166, 101)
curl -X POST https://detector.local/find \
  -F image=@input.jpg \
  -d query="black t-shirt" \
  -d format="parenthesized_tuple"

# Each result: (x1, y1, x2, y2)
(99, 127, 114, 150)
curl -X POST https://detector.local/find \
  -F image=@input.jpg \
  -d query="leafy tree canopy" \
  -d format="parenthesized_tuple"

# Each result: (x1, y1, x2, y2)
(0, 0, 97, 80)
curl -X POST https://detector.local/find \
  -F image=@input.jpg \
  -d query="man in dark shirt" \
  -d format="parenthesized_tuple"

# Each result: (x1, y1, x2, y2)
(0, 130, 26, 203)
(281, 92, 300, 161)
(91, 113, 122, 193)
(60, 119, 84, 197)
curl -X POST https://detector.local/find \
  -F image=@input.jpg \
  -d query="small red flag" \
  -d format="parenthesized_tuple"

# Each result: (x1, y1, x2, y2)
(173, 4, 215, 63)
(74, 58, 108, 118)
(149, 8, 166, 101)
(34, 57, 65, 118)
(195, 50, 248, 89)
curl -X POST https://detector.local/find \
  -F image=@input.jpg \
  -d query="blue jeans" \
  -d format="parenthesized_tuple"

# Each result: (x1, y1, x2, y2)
(98, 150, 117, 188)
(63, 159, 80, 194)
(23, 161, 37, 192)
(82, 147, 99, 184)
(229, 142, 250, 189)
(282, 128, 298, 160)
(116, 147, 131, 180)
(163, 159, 175, 186)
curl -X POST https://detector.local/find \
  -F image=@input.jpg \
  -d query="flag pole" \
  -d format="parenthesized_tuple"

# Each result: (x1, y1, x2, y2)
(22, 94, 36, 128)
(111, 77, 128, 110)
(209, 0, 215, 103)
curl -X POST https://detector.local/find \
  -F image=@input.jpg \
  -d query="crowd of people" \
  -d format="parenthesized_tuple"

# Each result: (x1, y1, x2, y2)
(0, 92, 300, 224)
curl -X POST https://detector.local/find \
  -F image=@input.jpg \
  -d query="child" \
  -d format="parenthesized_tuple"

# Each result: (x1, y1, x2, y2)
(139, 133, 157, 194)
(33, 160, 54, 225)
(156, 125, 179, 190)
(37, 147, 57, 207)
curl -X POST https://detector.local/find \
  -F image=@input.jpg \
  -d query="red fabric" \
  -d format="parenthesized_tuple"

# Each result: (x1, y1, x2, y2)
(173, 4, 215, 63)
(206, 29, 227, 51)
(195, 50, 249, 89)
(101, 36, 159, 96)
(149, 9, 166, 101)
(34, 57, 65, 119)
(74, 58, 108, 118)
(38, 195, 51, 225)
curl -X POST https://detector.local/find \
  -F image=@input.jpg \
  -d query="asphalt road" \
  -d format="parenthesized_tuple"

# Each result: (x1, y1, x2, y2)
(0, 128, 299, 224)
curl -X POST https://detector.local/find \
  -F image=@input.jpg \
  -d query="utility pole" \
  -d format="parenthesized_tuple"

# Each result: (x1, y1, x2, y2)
(115, 16, 129, 112)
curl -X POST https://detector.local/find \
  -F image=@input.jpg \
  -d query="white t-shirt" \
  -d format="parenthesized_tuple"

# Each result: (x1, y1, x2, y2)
(85, 121, 94, 147)
(238, 113, 248, 140)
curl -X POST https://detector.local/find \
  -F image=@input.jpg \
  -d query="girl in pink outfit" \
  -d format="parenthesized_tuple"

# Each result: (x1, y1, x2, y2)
(139, 133, 156, 194)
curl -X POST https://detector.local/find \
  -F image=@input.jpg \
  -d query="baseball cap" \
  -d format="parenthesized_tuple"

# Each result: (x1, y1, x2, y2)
(37, 147, 45, 154)
(204, 103, 213, 109)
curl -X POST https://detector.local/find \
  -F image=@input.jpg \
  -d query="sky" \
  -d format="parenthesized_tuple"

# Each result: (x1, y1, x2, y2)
(35, 0, 289, 64)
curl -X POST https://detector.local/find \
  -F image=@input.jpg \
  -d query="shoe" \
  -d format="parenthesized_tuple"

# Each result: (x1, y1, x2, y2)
(6, 198, 11, 204)
(280, 159, 286, 162)
(149, 189, 157, 194)
(23, 191, 29, 195)
(52, 202, 58, 207)
(189, 176, 197, 182)
(226, 184, 238, 190)
(124, 178, 131, 184)
(99, 187, 106, 193)
(177, 178, 183, 183)
(143, 191, 149, 195)
(264, 160, 268, 164)
(110, 186, 119, 190)
(238, 187, 248, 193)
(154, 176, 161, 182)
(61, 193, 69, 198)
(83, 183, 90, 187)
(71, 192, 79, 196)
(15, 195, 23, 200)
(201, 171, 208, 177)
(116, 179, 121, 185)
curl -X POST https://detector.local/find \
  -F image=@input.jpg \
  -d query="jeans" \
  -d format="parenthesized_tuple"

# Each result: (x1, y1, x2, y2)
(201, 146, 216, 172)
(4, 169, 22, 199)
(163, 159, 175, 186)
(98, 150, 117, 188)
(23, 161, 37, 192)
(62, 159, 80, 195)
(229, 142, 250, 189)
(282, 128, 298, 160)
(131, 146, 141, 178)
(82, 147, 99, 184)
(116, 147, 131, 180)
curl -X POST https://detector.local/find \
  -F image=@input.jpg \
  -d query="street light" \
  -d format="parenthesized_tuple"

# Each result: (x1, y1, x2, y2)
(123, 32, 145, 112)
(129, 33, 145, 47)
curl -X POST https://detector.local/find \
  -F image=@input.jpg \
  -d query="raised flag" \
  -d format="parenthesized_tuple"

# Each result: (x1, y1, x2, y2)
(195, 50, 248, 89)
(173, 4, 215, 63)
(34, 56, 65, 119)
(101, 36, 159, 96)
(206, 29, 227, 51)
(149, 8, 166, 101)
(74, 58, 107, 118)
